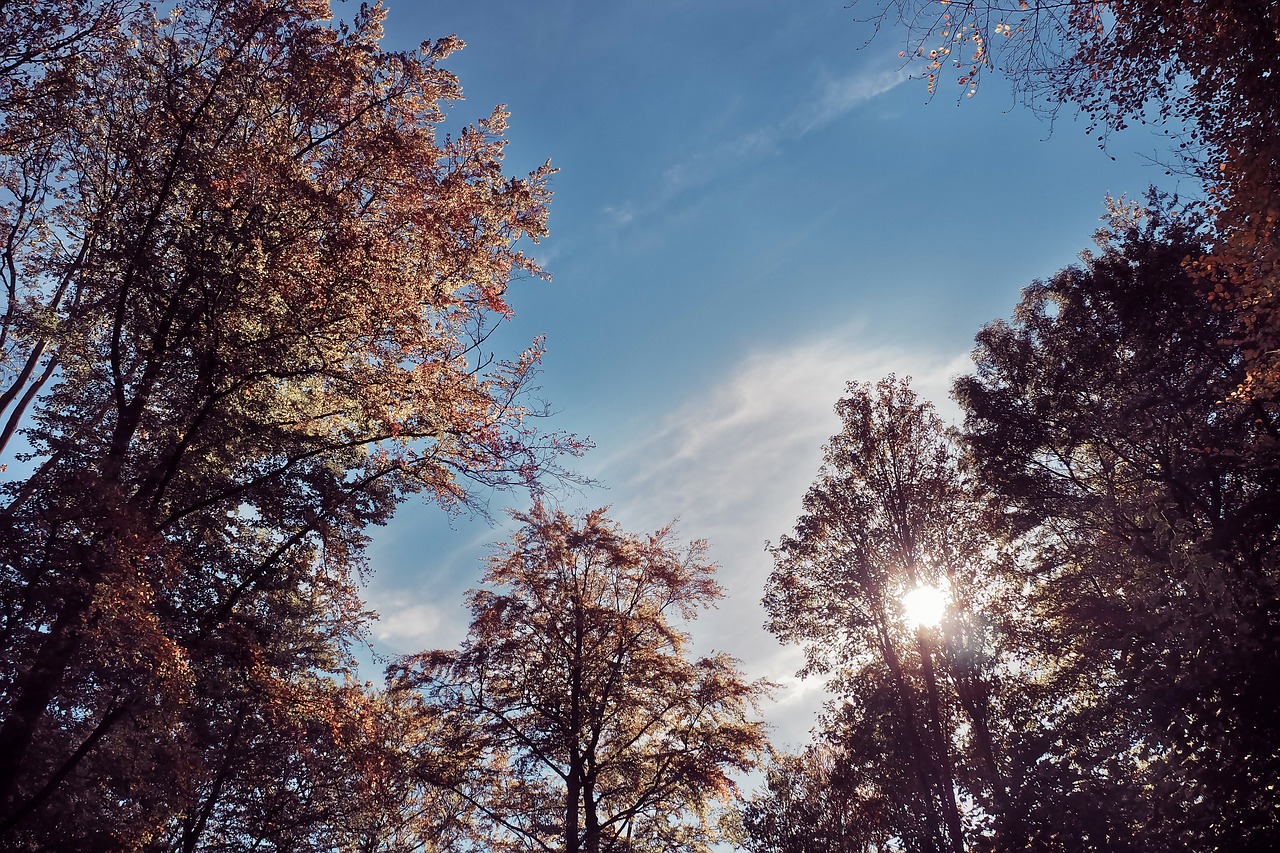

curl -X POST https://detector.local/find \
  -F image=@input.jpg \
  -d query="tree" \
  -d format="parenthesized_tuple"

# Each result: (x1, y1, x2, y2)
(954, 197, 1280, 850)
(0, 1, 581, 846)
(740, 743, 895, 853)
(762, 377, 1026, 853)
(858, 0, 1280, 399)
(146, 675, 470, 853)
(393, 505, 769, 853)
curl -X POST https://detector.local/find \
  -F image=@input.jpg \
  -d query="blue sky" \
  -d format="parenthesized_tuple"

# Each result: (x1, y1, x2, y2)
(362, 0, 1182, 750)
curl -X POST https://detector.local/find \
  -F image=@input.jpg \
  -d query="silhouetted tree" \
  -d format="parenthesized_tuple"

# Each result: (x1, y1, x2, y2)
(763, 377, 1025, 853)
(955, 197, 1280, 850)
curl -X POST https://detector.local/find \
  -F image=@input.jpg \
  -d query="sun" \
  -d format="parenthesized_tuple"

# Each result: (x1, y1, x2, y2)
(901, 583, 949, 630)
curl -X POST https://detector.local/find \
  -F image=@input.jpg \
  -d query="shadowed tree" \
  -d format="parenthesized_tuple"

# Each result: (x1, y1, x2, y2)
(763, 377, 1027, 853)
(954, 197, 1280, 850)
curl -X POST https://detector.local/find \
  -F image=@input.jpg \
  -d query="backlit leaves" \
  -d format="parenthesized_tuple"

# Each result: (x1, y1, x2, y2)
(0, 0, 581, 846)
(395, 505, 769, 853)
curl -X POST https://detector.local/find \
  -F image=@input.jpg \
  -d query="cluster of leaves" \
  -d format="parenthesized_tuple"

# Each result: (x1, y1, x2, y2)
(748, 198, 1279, 852)
(0, 0, 585, 848)
(868, 0, 1280, 400)
(393, 505, 770, 853)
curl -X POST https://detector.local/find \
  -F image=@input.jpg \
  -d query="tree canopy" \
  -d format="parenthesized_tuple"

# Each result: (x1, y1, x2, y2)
(394, 505, 769, 853)
(954, 198, 1280, 850)
(754, 202, 1280, 853)
(0, 1, 580, 847)
(762, 376, 1025, 852)
(2, 3, 1278, 851)
(865, 0, 1280, 400)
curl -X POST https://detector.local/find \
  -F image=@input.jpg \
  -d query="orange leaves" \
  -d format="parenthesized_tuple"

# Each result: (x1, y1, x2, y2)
(403, 505, 768, 852)
(0, 0, 583, 844)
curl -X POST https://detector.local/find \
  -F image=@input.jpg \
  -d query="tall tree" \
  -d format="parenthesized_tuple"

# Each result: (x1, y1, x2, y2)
(394, 505, 769, 853)
(0, 0, 580, 847)
(740, 743, 897, 853)
(954, 197, 1280, 850)
(763, 377, 1025, 853)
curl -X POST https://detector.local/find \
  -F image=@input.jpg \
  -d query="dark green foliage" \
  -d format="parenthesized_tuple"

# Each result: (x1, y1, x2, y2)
(955, 197, 1280, 850)
(752, 199, 1279, 853)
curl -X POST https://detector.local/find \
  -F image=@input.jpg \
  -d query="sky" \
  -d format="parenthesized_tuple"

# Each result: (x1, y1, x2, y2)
(359, 0, 1184, 754)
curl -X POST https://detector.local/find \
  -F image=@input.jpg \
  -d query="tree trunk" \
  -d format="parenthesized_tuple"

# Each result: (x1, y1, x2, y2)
(0, 587, 91, 827)
(917, 632, 965, 853)
(876, 612, 946, 851)
(583, 773, 600, 853)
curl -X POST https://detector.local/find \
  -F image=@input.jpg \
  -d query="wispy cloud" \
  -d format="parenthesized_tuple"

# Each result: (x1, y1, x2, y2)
(366, 328, 970, 748)
(600, 204, 635, 227)
(658, 126, 783, 199)
(595, 331, 971, 745)
(605, 331, 967, 532)
(363, 514, 504, 656)
(603, 66, 909, 227)
(786, 68, 910, 137)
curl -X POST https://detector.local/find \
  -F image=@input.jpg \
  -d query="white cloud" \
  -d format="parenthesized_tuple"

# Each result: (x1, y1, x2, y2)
(606, 331, 968, 533)
(595, 330, 972, 747)
(787, 67, 911, 137)
(372, 602, 446, 646)
(602, 65, 908, 230)
(601, 204, 635, 226)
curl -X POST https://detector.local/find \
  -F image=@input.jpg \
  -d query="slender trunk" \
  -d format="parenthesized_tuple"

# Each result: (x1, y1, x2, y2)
(0, 228, 87, 456)
(181, 707, 248, 853)
(566, 760, 581, 853)
(0, 585, 90, 819)
(876, 614, 945, 850)
(0, 349, 59, 456)
(566, 597, 585, 853)
(954, 666, 1024, 852)
(583, 773, 600, 853)
(917, 632, 965, 853)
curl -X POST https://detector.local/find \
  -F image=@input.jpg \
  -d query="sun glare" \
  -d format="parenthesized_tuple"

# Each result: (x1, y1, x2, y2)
(902, 583, 949, 630)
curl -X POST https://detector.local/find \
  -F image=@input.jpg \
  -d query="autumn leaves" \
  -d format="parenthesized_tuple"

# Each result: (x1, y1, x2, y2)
(393, 506, 769, 853)
(0, 0, 578, 847)
(1, 0, 1277, 850)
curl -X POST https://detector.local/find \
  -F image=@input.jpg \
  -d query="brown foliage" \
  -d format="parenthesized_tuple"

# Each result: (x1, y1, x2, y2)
(865, 0, 1280, 399)
(394, 505, 770, 853)
(0, 0, 582, 847)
